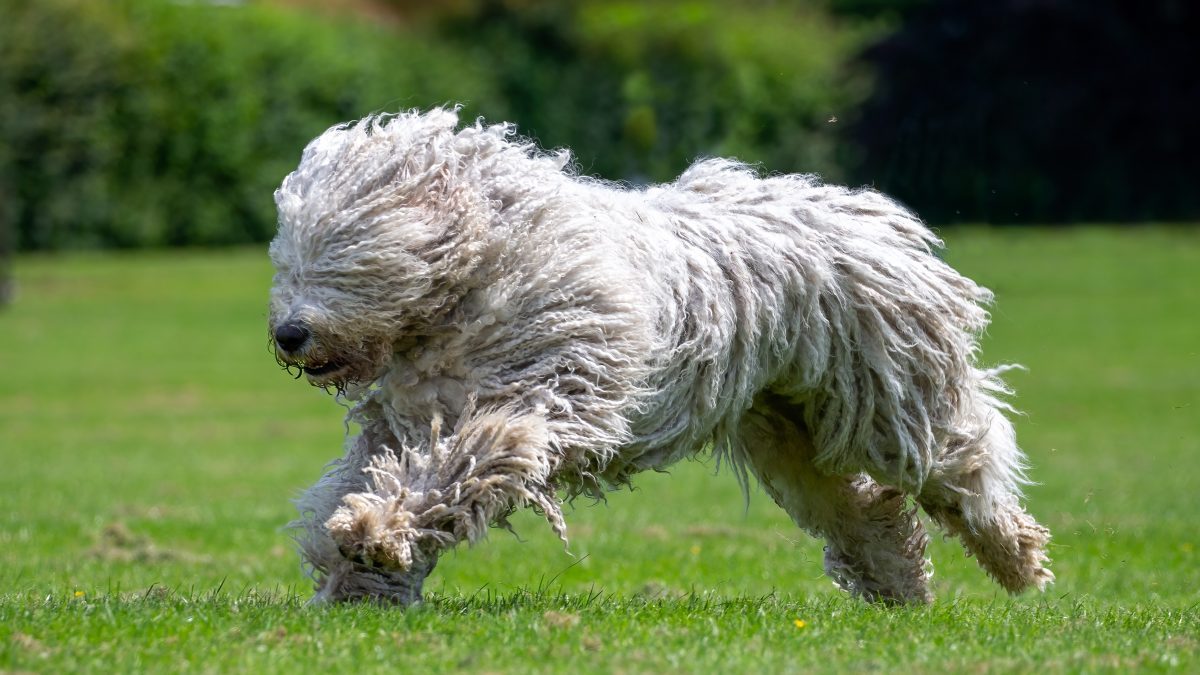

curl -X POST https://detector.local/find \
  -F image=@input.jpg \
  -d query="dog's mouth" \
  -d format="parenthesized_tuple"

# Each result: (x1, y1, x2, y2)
(298, 357, 348, 379)
(302, 359, 347, 378)
(272, 335, 383, 389)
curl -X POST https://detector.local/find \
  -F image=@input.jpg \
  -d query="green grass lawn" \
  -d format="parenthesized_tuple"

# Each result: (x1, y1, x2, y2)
(1, 227, 1198, 672)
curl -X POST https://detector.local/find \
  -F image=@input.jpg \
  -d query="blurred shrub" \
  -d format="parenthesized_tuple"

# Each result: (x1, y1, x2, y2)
(0, 0, 879, 250)
(435, 0, 879, 183)
(0, 0, 501, 250)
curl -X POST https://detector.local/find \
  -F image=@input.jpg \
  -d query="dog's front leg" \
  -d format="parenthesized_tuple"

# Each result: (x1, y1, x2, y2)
(430, 406, 567, 545)
(292, 419, 437, 605)
(319, 406, 567, 603)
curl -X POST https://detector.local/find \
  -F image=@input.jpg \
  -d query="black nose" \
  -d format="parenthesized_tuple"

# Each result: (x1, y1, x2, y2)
(274, 323, 309, 352)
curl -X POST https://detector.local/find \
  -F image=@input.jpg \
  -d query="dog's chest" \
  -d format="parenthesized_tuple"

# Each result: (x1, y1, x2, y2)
(374, 344, 472, 443)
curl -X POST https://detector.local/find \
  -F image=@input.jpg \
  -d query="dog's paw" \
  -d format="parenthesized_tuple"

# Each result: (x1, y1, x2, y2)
(309, 558, 433, 607)
(336, 542, 392, 570)
(325, 502, 419, 571)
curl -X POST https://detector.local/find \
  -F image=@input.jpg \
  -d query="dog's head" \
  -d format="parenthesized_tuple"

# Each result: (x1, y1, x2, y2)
(267, 108, 524, 390)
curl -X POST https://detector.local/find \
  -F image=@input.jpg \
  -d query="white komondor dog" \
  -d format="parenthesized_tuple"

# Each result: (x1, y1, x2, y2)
(269, 108, 1052, 605)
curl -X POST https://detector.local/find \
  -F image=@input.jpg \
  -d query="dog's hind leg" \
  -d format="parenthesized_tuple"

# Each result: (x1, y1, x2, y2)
(736, 396, 933, 604)
(917, 405, 1053, 594)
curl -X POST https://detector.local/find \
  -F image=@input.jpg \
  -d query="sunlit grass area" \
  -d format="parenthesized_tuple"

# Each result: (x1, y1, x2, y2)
(1, 227, 1197, 671)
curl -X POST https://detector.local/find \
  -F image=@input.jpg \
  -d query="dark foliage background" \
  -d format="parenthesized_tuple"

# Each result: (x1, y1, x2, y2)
(0, 0, 1195, 253)
(848, 0, 1200, 224)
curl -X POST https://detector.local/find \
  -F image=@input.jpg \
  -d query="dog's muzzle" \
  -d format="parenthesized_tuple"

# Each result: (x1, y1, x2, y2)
(273, 322, 349, 380)
(274, 322, 310, 352)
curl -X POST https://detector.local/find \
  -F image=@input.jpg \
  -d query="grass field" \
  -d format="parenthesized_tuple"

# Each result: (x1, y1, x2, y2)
(1, 227, 1198, 672)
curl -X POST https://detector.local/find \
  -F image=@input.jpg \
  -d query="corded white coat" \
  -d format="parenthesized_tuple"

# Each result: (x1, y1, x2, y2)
(269, 108, 1052, 604)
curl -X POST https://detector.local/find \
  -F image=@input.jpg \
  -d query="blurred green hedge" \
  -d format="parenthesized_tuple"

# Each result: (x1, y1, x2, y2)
(0, 0, 874, 250)
(438, 1, 876, 184)
(0, 0, 502, 250)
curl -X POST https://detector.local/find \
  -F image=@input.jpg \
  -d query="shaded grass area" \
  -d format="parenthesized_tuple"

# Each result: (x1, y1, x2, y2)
(1, 228, 1198, 671)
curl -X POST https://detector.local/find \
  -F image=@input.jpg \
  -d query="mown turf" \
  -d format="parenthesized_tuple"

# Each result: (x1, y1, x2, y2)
(1, 227, 1198, 672)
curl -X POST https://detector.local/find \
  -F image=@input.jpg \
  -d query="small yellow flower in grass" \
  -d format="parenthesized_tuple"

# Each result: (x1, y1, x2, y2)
(690, 544, 701, 556)
(793, 619, 807, 629)
(74, 591, 85, 598)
